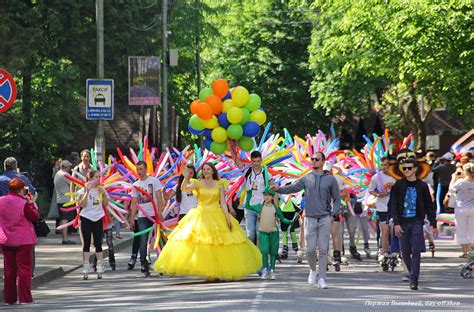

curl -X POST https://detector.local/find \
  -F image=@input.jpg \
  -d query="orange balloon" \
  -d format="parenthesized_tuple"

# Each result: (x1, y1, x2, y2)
(205, 95, 223, 115)
(212, 79, 229, 98)
(190, 99, 200, 115)
(196, 102, 213, 120)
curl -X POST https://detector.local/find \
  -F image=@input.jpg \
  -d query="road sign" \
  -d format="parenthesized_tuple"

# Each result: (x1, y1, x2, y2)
(86, 79, 114, 120)
(0, 69, 17, 113)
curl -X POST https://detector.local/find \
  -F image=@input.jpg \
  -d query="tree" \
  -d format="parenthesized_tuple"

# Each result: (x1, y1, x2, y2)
(200, 0, 325, 137)
(307, 0, 473, 148)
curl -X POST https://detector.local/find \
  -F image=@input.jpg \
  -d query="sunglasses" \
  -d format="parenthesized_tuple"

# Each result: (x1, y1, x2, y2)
(402, 166, 414, 171)
(310, 158, 322, 161)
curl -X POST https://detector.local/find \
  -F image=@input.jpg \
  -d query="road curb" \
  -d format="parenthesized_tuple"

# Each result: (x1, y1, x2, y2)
(0, 236, 133, 301)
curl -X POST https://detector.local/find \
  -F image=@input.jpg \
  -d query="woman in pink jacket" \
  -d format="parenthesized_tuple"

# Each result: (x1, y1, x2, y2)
(0, 177, 39, 305)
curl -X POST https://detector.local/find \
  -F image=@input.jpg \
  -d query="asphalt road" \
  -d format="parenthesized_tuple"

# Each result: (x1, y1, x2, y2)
(8, 239, 473, 311)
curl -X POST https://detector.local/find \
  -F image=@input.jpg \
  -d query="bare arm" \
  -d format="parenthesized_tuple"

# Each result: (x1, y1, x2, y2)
(155, 189, 165, 221)
(220, 184, 233, 230)
(129, 197, 138, 228)
(98, 186, 109, 207)
(163, 189, 176, 201)
(77, 188, 89, 208)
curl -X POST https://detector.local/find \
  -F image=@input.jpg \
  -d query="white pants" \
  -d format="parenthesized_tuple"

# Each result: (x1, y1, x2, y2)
(455, 209, 474, 244)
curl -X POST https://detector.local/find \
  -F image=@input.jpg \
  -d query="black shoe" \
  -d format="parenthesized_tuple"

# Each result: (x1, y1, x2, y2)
(410, 281, 418, 290)
(62, 240, 76, 245)
(279, 245, 289, 260)
(111, 265, 116, 271)
(350, 246, 362, 261)
(292, 243, 299, 253)
(127, 258, 136, 270)
(140, 260, 150, 274)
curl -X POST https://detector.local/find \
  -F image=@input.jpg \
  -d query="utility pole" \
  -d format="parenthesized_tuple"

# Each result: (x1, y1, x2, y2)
(160, 0, 169, 151)
(195, 0, 203, 149)
(94, 0, 105, 164)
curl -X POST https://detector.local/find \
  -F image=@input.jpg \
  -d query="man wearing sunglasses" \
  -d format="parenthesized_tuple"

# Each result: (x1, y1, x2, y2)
(389, 158, 437, 290)
(271, 152, 341, 289)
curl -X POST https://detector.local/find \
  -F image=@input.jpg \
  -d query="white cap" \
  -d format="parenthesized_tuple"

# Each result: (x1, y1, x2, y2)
(441, 152, 453, 161)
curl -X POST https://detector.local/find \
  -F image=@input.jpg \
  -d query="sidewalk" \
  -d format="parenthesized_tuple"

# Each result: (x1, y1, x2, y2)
(0, 220, 133, 300)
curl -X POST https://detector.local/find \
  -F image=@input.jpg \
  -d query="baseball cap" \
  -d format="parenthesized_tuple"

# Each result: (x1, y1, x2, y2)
(61, 160, 72, 167)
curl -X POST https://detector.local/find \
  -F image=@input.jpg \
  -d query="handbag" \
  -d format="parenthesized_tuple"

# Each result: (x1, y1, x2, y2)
(0, 225, 7, 244)
(35, 218, 50, 237)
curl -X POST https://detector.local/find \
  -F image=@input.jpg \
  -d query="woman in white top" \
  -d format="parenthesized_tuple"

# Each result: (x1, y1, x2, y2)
(77, 170, 109, 279)
(452, 163, 474, 258)
(164, 164, 198, 221)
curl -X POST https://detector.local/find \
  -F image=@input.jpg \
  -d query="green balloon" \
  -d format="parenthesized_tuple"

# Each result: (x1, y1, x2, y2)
(245, 94, 261, 111)
(239, 136, 254, 151)
(199, 87, 213, 102)
(189, 114, 205, 130)
(227, 124, 243, 140)
(239, 108, 250, 125)
(210, 141, 226, 155)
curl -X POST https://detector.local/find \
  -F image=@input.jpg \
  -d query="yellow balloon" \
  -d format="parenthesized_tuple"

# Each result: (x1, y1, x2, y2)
(202, 115, 218, 129)
(227, 107, 243, 124)
(222, 99, 234, 113)
(249, 110, 267, 126)
(211, 127, 228, 143)
(231, 86, 249, 107)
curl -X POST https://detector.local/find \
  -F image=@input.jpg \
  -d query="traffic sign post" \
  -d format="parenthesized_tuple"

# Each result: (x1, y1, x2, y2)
(0, 69, 17, 113)
(86, 79, 114, 120)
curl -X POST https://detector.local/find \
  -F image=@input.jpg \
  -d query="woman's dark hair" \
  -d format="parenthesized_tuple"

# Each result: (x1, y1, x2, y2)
(87, 170, 98, 180)
(203, 162, 219, 180)
(176, 165, 196, 203)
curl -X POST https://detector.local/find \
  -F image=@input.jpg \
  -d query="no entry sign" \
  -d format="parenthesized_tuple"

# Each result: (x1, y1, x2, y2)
(0, 69, 17, 113)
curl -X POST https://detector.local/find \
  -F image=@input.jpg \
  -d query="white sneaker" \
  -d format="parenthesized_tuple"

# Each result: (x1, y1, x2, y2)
(97, 261, 105, 274)
(268, 270, 276, 280)
(81, 262, 90, 274)
(318, 278, 328, 289)
(261, 268, 268, 280)
(308, 270, 317, 285)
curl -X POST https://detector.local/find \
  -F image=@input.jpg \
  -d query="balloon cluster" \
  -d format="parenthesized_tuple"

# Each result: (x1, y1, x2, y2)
(187, 79, 267, 155)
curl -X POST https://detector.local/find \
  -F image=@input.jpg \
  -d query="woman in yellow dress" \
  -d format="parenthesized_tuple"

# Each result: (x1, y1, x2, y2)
(153, 162, 262, 280)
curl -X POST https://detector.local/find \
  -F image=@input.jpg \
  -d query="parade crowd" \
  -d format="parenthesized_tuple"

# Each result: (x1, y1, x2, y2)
(0, 139, 473, 305)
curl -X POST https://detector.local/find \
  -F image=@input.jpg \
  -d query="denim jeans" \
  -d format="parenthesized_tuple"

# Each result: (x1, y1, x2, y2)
(138, 217, 154, 262)
(400, 221, 425, 282)
(245, 209, 258, 244)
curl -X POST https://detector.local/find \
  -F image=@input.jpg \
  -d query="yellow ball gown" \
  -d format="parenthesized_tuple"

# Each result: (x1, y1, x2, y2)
(153, 179, 262, 280)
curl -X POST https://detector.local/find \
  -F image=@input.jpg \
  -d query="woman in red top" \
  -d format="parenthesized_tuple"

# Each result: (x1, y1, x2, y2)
(0, 178, 39, 305)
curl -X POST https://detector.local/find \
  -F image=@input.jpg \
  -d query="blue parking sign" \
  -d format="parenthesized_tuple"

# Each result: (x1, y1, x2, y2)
(86, 79, 114, 120)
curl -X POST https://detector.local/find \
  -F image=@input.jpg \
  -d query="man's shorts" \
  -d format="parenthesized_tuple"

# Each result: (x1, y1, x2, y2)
(58, 203, 76, 221)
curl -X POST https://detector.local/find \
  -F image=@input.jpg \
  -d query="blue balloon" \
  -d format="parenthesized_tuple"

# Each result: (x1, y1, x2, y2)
(218, 113, 231, 128)
(243, 121, 260, 137)
(204, 138, 212, 150)
(222, 91, 231, 101)
(203, 128, 213, 140)
(188, 123, 204, 135)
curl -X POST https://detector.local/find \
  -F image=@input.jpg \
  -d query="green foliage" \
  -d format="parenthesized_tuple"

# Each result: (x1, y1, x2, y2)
(308, 0, 473, 146)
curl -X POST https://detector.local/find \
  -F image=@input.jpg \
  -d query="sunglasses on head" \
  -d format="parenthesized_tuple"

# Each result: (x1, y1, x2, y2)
(402, 166, 414, 171)
(310, 157, 322, 161)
